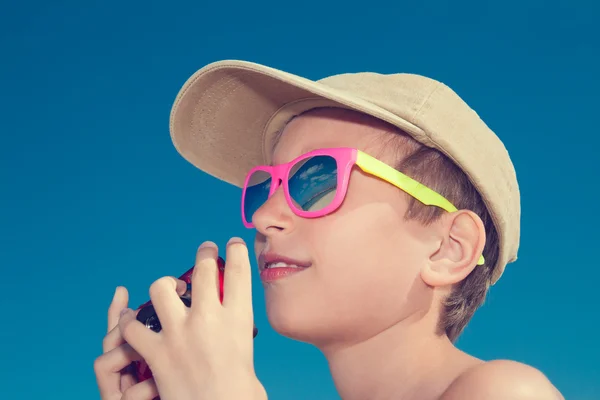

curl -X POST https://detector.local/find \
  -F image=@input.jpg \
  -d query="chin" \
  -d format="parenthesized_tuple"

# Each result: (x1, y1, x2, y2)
(265, 295, 370, 349)
(265, 295, 307, 337)
(264, 294, 331, 344)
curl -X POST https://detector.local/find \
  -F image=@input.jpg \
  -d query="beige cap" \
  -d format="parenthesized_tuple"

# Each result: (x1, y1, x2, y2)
(169, 60, 520, 284)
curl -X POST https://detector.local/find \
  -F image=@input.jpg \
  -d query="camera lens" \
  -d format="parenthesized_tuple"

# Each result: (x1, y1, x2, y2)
(145, 312, 162, 333)
(136, 305, 162, 333)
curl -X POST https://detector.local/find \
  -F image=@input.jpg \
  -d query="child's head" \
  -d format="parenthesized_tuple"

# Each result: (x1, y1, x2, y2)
(251, 107, 496, 345)
(169, 60, 520, 347)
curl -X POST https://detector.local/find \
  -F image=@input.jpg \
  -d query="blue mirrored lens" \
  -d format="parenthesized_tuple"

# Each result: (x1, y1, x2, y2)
(288, 155, 338, 212)
(243, 155, 338, 224)
(243, 170, 271, 223)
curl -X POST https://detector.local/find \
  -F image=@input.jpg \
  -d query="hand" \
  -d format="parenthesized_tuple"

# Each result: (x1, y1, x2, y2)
(117, 238, 266, 400)
(94, 286, 160, 399)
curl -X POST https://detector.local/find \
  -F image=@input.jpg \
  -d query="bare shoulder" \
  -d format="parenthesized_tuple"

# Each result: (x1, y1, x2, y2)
(440, 359, 564, 400)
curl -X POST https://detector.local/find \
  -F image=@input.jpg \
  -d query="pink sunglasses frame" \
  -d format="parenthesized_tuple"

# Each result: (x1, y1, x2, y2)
(241, 147, 486, 266)
(241, 147, 357, 228)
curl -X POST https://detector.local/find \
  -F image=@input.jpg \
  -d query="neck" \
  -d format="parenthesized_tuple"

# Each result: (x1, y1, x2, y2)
(319, 314, 478, 400)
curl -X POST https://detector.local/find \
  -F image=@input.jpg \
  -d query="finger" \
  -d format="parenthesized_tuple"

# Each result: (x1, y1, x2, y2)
(174, 278, 188, 297)
(148, 276, 188, 331)
(118, 309, 160, 362)
(108, 286, 129, 334)
(120, 363, 138, 393)
(103, 324, 126, 353)
(94, 343, 143, 399)
(222, 237, 253, 316)
(121, 377, 159, 400)
(191, 241, 221, 312)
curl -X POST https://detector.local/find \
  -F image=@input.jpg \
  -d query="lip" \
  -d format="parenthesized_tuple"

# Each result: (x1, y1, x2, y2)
(260, 267, 309, 283)
(258, 252, 312, 272)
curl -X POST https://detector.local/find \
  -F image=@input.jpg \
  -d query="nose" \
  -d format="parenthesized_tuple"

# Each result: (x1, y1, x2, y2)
(252, 184, 294, 236)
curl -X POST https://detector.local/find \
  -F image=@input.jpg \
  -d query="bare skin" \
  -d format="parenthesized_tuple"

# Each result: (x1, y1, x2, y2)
(252, 108, 563, 400)
(93, 107, 563, 399)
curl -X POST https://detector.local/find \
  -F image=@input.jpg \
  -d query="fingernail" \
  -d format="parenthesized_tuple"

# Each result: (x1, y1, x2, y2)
(227, 237, 245, 245)
(199, 241, 217, 249)
(176, 279, 188, 294)
(120, 308, 131, 317)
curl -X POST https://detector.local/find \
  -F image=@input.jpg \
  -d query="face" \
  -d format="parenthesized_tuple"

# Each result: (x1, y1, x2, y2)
(252, 109, 436, 349)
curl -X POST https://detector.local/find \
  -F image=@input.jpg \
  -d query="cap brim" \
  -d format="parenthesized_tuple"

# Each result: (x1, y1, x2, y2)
(169, 60, 425, 187)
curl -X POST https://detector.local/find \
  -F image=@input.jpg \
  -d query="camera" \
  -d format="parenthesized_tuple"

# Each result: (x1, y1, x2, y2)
(133, 256, 258, 384)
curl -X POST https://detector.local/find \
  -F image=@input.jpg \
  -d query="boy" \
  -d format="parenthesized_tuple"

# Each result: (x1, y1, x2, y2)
(94, 60, 563, 399)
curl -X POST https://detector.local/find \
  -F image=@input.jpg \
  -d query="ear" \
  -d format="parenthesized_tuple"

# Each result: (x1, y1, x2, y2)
(421, 210, 486, 288)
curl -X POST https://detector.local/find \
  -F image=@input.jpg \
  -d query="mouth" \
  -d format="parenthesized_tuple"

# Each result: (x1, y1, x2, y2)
(258, 252, 312, 273)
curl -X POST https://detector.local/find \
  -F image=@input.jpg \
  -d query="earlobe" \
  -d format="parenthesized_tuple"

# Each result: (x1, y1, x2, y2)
(421, 262, 455, 287)
(421, 210, 486, 287)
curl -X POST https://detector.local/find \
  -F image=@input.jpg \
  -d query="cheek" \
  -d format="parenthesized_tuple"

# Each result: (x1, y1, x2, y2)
(307, 202, 424, 310)
(264, 175, 433, 340)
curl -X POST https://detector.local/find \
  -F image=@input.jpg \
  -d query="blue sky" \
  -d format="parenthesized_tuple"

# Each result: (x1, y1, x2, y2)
(0, 0, 598, 398)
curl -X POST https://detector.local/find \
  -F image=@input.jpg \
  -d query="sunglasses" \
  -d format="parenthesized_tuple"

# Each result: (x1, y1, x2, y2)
(241, 147, 485, 266)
